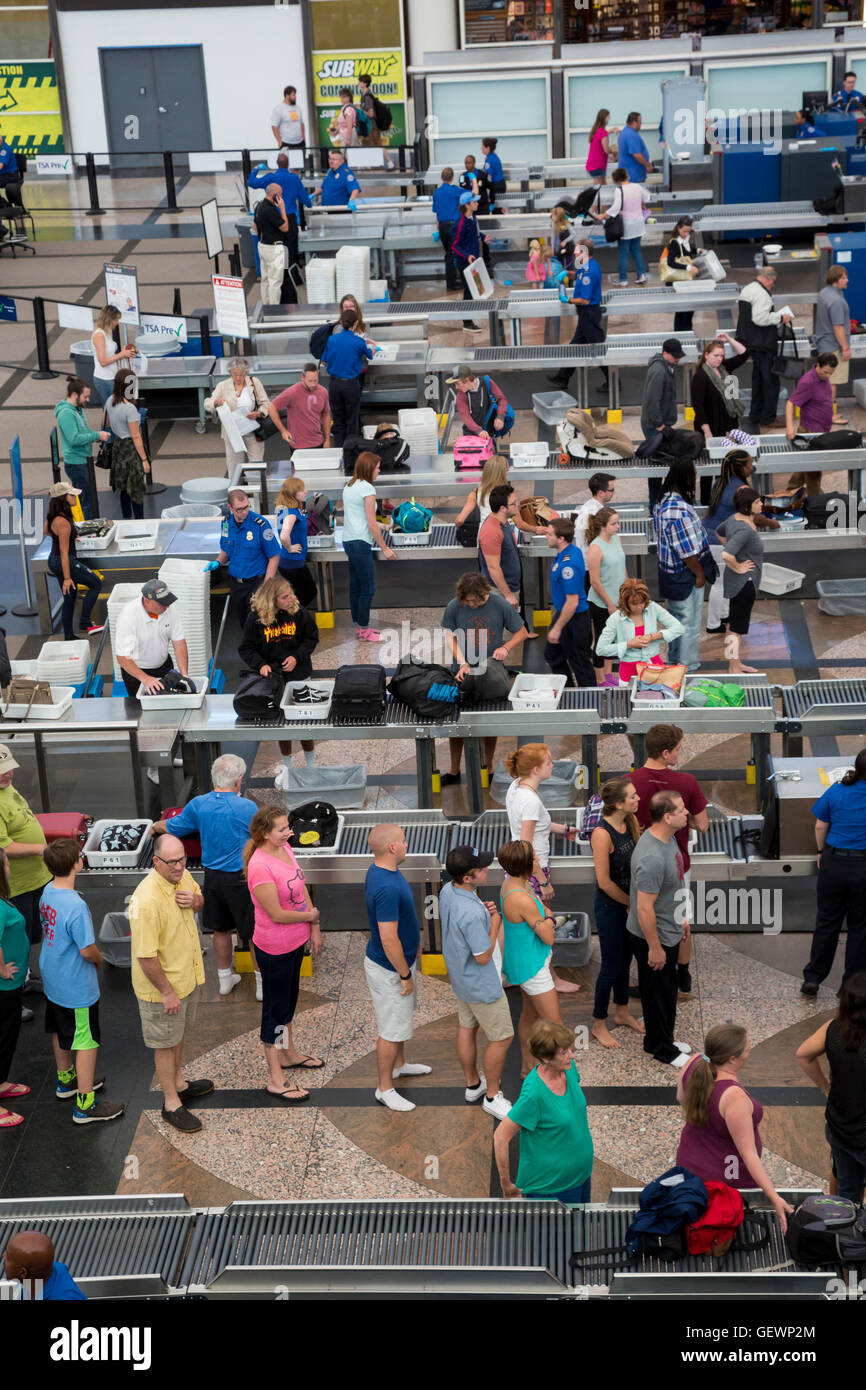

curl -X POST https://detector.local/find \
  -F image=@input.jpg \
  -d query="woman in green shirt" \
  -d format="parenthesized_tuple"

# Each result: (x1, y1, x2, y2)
(493, 1019, 594, 1202)
(0, 848, 31, 1128)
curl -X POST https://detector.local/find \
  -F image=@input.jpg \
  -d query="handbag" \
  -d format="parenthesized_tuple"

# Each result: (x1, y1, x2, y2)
(772, 323, 810, 381)
(455, 504, 480, 547)
(95, 410, 113, 469)
(634, 662, 687, 694)
(1, 677, 53, 718)
(518, 496, 558, 528)
(604, 189, 624, 243)
(699, 547, 720, 585)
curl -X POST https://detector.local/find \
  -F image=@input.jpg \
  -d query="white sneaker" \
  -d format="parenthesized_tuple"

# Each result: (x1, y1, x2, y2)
(375, 1087, 415, 1112)
(668, 1052, 691, 1069)
(218, 972, 242, 996)
(393, 1062, 432, 1078)
(483, 1091, 512, 1120)
(254, 971, 263, 1002)
(672, 1041, 692, 1055)
(465, 1076, 487, 1103)
(145, 767, 159, 784)
(636, 274, 648, 285)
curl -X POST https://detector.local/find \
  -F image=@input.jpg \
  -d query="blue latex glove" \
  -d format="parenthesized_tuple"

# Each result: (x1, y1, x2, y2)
(558, 288, 569, 303)
(256, 162, 267, 171)
(204, 561, 220, 572)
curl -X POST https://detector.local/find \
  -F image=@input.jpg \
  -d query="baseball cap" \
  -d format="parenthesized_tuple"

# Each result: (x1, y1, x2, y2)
(459, 190, 477, 206)
(662, 337, 686, 359)
(445, 365, 477, 384)
(48, 481, 81, 499)
(141, 578, 177, 606)
(445, 844, 494, 879)
(0, 745, 20, 775)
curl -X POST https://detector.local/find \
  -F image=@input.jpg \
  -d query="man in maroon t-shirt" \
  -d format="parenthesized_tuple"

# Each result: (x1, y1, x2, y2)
(630, 723, 709, 998)
(272, 363, 331, 450)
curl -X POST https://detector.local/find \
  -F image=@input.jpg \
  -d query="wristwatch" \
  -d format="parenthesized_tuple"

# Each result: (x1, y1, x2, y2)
(399, 971, 412, 981)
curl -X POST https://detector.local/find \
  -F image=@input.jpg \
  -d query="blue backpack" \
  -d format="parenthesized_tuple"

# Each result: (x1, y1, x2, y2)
(392, 499, 433, 534)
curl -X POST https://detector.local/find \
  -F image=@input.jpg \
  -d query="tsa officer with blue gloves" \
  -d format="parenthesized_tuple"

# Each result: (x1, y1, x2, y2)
(549, 239, 608, 395)
(544, 516, 595, 690)
(217, 487, 281, 627)
(319, 149, 361, 208)
(321, 308, 375, 445)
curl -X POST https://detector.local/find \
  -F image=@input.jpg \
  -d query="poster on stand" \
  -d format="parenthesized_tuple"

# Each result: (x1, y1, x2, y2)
(212, 275, 249, 340)
(103, 263, 140, 325)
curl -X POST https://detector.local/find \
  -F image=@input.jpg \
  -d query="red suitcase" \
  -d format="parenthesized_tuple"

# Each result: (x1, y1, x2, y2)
(161, 806, 202, 860)
(35, 813, 89, 846)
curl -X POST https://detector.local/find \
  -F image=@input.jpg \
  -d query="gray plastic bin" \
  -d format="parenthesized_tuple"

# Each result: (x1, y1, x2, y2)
(161, 503, 222, 519)
(532, 390, 577, 425)
(99, 911, 132, 968)
(817, 579, 866, 616)
(281, 764, 367, 810)
(551, 912, 591, 968)
(490, 758, 578, 807)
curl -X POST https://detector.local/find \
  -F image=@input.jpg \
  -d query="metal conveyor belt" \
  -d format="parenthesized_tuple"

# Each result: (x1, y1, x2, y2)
(0, 1195, 193, 1286)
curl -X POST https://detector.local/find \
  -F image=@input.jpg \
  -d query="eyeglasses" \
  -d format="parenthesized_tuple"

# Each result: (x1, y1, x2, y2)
(155, 853, 187, 866)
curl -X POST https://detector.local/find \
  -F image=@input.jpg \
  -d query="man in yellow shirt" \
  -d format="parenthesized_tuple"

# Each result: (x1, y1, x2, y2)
(129, 833, 211, 1133)
(0, 743, 50, 1020)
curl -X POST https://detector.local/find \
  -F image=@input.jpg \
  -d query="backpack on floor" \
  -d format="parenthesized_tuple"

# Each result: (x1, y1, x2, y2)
(389, 658, 460, 720)
(287, 800, 340, 849)
(330, 664, 387, 721)
(232, 669, 284, 720)
(392, 499, 432, 534)
(787, 1195, 866, 1269)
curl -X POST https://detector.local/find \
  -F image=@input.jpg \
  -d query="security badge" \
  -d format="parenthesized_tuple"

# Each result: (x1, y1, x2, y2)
(562, 566, 574, 579)
(263, 528, 274, 540)
(246, 531, 253, 541)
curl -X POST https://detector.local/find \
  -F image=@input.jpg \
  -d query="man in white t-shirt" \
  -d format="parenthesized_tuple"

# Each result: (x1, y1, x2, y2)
(115, 579, 189, 698)
(271, 85, 305, 149)
(573, 472, 615, 560)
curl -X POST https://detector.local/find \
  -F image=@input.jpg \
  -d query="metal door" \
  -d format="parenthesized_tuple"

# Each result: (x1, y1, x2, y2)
(100, 46, 212, 166)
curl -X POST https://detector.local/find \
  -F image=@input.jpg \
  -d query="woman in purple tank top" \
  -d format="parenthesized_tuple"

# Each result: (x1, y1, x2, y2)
(675, 1024, 795, 1232)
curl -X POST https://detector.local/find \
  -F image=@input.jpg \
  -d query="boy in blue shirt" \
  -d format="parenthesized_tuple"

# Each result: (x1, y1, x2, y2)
(433, 167, 463, 290)
(544, 516, 595, 689)
(617, 112, 652, 183)
(39, 839, 124, 1125)
(321, 308, 375, 445)
(453, 192, 490, 332)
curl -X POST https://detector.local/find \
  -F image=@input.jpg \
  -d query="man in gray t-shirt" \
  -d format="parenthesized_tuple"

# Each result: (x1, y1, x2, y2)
(627, 790, 691, 1066)
(814, 268, 851, 415)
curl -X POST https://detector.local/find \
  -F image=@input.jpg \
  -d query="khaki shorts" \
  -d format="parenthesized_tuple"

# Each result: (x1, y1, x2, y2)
(364, 956, 416, 1043)
(137, 985, 200, 1049)
(830, 356, 850, 386)
(456, 993, 514, 1042)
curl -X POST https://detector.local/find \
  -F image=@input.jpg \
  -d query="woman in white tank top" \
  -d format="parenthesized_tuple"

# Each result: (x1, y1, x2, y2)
(91, 305, 136, 405)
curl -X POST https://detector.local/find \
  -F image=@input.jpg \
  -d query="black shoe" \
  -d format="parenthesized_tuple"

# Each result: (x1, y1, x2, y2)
(441, 772, 461, 786)
(800, 981, 819, 997)
(178, 1078, 214, 1103)
(547, 374, 570, 387)
(705, 622, 727, 635)
(678, 966, 693, 998)
(22, 975, 43, 995)
(293, 685, 328, 704)
(162, 1104, 202, 1132)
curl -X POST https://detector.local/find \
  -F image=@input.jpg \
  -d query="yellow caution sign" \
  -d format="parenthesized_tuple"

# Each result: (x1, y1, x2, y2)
(0, 61, 64, 156)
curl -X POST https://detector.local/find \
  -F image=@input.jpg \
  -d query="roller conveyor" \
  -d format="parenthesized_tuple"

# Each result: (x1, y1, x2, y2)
(780, 678, 866, 738)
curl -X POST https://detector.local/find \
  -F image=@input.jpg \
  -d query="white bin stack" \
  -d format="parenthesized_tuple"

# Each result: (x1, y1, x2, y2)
(397, 407, 439, 455)
(305, 257, 336, 304)
(107, 583, 143, 690)
(157, 559, 213, 678)
(336, 245, 371, 304)
(36, 639, 91, 687)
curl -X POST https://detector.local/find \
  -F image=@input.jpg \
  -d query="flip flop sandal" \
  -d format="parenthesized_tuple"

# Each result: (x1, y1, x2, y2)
(281, 1054, 324, 1069)
(0, 1083, 30, 1098)
(0, 1109, 23, 1128)
(266, 1088, 309, 1103)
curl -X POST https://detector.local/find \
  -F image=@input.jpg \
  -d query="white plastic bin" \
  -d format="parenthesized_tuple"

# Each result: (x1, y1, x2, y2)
(98, 911, 132, 968)
(630, 676, 684, 709)
(281, 679, 334, 721)
(551, 912, 592, 968)
(74, 521, 117, 552)
(759, 563, 805, 596)
(136, 676, 209, 710)
(508, 673, 566, 711)
(510, 441, 550, 467)
(85, 819, 152, 868)
(115, 522, 159, 552)
(0, 685, 75, 720)
(290, 448, 344, 471)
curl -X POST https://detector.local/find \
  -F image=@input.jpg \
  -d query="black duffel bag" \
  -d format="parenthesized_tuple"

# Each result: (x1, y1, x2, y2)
(459, 658, 513, 705)
(803, 491, 849, 529)
(807, 429, 862, 451)
(656, 426, 705, 462)
(389, 658, 460, 720)
(287, 800, 340, 849)
(233, 669, 284, 720)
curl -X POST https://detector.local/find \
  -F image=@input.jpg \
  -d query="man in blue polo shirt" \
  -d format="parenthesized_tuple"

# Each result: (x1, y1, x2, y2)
(545, 516, 595, 688)
(433, 167, 463, 290)
(217, 487, 281, 627)
(829, 72, 865, 111)
(319, 149, 361, 207)
(150, 753, 257, 997)
(617, 112, 652, 184)
(550, 239, 607, 394)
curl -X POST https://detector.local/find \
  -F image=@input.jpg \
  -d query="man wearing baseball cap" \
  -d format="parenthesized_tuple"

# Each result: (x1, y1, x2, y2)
(440, 845, 513, 1120)
(114, 578, 189, 698)
(640, 338, 686, 505)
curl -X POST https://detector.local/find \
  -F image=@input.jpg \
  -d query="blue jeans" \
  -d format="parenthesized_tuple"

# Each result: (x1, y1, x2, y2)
(618, 236, 646, 282)
(47, 554, 101, 640)
(593, 894, 632, 1020)
(665, 583, 703, 671)
(826, 1124, 866, 1205)
(524, 1176, 592, 1204)
(65, 462, 93, 520)
(343, 539, 376, 628)
(93, 377, 113, 406)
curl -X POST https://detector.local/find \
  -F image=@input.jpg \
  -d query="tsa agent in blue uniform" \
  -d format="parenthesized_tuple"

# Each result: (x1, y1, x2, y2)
(433, 169, 463, 290)
(830, 74, 866, 111)
(482, 137, 506, 209)
(802, 749, 866, 995)
(319, 150, 361, 208)
(321, 310, 375, 445)
(550, 239, 608, 394)
(794, 111, 826, 138)
(218, 488, 281, 627)
(545, 517, 595, 689)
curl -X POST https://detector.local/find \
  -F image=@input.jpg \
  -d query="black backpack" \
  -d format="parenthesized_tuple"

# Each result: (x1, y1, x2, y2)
(371, 95, 392, 131)
(305, 492, 333, 537)
(310, 320, 336, 360)
(803, 491, 849, 528)
(656, 426, 705, 463)
(232, 669, 284, 720)
(458, 658, 513, 705)
(331, 664, 387, 721)
(807, 429, 862, 451)
(287, 800, 340, 850)
(787, 1195, 866, 1269)
(455, 504, 481, 548)
(389, 658, 460, 720)
(343, 431, 411, 475)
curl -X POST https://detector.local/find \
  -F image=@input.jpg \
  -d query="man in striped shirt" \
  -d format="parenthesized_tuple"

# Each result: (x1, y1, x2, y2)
(653, 461, 706, 673)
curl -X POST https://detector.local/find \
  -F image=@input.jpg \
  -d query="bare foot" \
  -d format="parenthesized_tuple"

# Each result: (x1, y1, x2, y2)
(730, 662, 758, 674)
(591, 1021, 621, 1049)
(553, 975, 582, 994)
(614, 1010, 645, 1034)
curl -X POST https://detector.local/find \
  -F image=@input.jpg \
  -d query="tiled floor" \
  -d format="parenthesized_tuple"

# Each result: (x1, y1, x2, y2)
(1, 180, 863, 1206)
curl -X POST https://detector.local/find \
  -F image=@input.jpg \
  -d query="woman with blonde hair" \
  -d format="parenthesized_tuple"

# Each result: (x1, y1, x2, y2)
(505, 743, 581, 995)
(244, 805, 323, 1098)
(590, 778, 644, 1048)
(455, 455, 546, 537)
(676, 1023, 794, 1231)
(275, 475, 316, 608)
(497, 840, 562, 1076)
(204, 356, 291, 473)
(239, 575, 319, 771)
(596, 578, 684, 687)
(91, 305, 136, 405)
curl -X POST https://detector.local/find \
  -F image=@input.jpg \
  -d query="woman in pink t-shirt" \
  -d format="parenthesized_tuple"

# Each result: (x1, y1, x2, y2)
(332, 87, 359, 148)
(244, 805, 323, 1101)
(586, 109, 617, 184)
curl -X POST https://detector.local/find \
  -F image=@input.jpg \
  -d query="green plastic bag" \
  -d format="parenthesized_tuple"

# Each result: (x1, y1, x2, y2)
(682, 680, 745, 709)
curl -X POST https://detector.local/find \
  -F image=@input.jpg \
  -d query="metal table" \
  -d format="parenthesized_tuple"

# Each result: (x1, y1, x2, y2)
(31, 521, 183, 633)
(298, 221, 386, 276)
(136, 356, 217, 432)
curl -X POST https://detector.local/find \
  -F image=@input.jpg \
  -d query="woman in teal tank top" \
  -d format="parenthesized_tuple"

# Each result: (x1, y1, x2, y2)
(498, 840, 562, 1077)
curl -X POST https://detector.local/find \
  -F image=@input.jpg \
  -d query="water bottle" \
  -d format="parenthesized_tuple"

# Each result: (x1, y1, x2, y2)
(754, 250, 764, 269)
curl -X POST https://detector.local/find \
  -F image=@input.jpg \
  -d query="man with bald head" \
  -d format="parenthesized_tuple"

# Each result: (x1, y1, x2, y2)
(129, 834, 212, 1133)
(254, 180, 290, 305)
(4, 1230, 85, 1300)
(364, 823, 430, 1112)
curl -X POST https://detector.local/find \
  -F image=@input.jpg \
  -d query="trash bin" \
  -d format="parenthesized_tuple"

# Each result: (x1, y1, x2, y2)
(180, 478, 229, 506)
(99, 911, 132, 968)
(551, 912, 591, 968)
(817, 579, 866, 615)
(278, 764, 367, 810)
(490, 758, 578, 807)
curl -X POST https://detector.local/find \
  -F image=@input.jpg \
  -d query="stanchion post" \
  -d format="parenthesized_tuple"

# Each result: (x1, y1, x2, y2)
(49, 426, 61, 485)
(198, 312, 211, 355)
(85, 457, 99, 521)
(172, 287, 183, 316)
(163, 151, 178, 210)
(85, 153, 105, 215)
(31, 297, 59, 381)
(241, 148, 252, 186)
(228, 243, 241, 277)
(141, 409, 166, 496)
